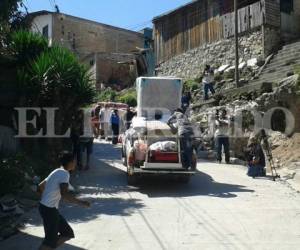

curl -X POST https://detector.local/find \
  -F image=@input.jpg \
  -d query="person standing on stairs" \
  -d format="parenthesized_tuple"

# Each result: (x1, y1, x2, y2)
(202, 65, 215, 101)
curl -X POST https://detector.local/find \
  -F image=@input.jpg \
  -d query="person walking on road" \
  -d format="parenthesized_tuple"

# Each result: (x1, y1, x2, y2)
(202, 65, 215, 100)
(125, 107, 135, 130)
(110, 109, 120, 145)
(215, 109, 230, 164)
(168, 108, 195, 170)
(70, 113, 83, 170)
(38, 151, 90, 250)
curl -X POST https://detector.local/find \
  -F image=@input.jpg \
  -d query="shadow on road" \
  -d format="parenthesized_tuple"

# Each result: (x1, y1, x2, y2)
(91, 141, 255, 199)
(1, 231, 86, 250)
(134, 170, 254, 198)
(61, 197, 144, 223)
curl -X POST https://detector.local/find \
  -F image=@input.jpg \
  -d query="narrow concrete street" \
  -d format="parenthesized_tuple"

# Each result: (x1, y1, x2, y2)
(2, 141, 300, 250)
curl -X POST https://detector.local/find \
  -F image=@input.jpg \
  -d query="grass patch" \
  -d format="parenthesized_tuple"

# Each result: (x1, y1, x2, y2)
(184, 79, 199, 91)
(96, 88, 137, 107)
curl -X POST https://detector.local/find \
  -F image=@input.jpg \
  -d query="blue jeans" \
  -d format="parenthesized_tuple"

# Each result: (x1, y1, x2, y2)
(204, 83, 215, 100)
(216, 136, 230, 163)
(180, 134, 193, 169)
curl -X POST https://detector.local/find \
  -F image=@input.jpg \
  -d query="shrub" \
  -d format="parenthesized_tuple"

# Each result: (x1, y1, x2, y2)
(0, 154, 31, 196)
(10, 30, 48, 65)
(97, 89, 117, 102)
(118, 93, 137, 107)
(184, 80, 199, 91)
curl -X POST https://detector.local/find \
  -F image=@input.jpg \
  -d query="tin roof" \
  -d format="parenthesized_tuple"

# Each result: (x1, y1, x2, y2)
(153, 0, 199, 22)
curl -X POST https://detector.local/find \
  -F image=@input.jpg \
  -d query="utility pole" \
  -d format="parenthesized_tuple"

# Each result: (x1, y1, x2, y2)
(234, 0, 239, 87)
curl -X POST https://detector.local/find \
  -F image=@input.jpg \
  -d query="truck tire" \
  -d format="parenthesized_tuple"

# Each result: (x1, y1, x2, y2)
(122, 152, 127, 166)
(127, 173, 137, 185)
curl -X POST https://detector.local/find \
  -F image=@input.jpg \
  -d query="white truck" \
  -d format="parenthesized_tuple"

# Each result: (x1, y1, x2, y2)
(121, 77, 197, 184)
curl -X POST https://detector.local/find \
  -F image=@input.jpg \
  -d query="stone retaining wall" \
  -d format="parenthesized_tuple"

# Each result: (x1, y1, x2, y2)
(157, 30, 264, 80)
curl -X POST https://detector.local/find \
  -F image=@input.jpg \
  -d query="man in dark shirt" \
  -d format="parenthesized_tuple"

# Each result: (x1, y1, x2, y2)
(167, 108, 195, 170)
(125, 107, 135, 130)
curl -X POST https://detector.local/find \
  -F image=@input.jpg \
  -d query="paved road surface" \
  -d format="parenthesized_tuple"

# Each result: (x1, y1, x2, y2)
(1, 141, 300, 250)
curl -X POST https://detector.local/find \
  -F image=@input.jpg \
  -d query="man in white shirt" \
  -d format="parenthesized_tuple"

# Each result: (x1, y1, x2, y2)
(215, 109, 230, 164)
(38, 151, 90, 250)
(202, 65, 215, 100)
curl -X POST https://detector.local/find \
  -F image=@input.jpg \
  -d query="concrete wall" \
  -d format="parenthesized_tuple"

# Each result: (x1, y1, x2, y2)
(85, 53, 137, 91)
(50, 13, 144, 58)
(31, 14, 53, 45)
(263, 26, 281, 57)
(280, 0, 300, 39)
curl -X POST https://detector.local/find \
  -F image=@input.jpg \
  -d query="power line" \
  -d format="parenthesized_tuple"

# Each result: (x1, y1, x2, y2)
(48, 0, 55, 10)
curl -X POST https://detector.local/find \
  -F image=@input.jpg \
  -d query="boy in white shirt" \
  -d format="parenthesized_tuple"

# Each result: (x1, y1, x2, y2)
(38, 151, 90, 250)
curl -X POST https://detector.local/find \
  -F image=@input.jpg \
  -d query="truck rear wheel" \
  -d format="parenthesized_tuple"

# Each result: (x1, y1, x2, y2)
(127, 163, 138, 185)
(127, 173, 138, 185)
(122, 152, 127, 166)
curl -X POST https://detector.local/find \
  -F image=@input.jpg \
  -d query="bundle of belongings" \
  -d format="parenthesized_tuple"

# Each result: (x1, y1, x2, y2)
(149, 141, 178, 163)
(149, 141, 177, 152)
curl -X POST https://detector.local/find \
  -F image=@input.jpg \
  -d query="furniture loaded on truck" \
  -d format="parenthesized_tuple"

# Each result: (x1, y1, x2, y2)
(121, 77, 197, 184)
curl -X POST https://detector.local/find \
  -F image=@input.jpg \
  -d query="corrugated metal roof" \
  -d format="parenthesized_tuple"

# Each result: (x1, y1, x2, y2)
(153, 0, 199, 22)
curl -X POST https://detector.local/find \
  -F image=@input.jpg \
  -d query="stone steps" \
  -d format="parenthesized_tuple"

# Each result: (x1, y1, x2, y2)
(282, 41, 300, 50)
(248, 40, 300, 85)
(264, 59, 300, 70)
(262, 65, 295, 75)
(268, 52, 300, 64)
(276, 49, 300, 56)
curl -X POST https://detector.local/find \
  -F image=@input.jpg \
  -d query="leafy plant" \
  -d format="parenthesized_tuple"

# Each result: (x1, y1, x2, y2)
(10, 30, 48, 65)
(184, 79, 199, 91)
(118, 93, 137, 107)
(0, 153, 29, 196)
(96, 88, 117, 102)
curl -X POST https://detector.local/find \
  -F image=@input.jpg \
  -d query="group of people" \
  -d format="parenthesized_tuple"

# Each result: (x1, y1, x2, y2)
(36, 70, 268, 250)
(214, 108, 266, 178)
(91, 103, 136, 144)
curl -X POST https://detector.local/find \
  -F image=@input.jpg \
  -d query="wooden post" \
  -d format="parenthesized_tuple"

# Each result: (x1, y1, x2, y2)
(234, 0, 240, 87)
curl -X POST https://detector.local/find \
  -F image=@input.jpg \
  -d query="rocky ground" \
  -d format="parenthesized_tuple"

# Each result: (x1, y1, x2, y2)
(273, 133, 300, 191)
(190, 74, 300, 193)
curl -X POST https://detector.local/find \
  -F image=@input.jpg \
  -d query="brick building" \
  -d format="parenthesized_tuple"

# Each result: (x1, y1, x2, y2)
(29, 11, 144, 58)
(28, 11, 152, 90)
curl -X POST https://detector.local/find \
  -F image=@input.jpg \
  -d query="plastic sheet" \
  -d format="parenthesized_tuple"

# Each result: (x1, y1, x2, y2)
(136, 77, 182, 119)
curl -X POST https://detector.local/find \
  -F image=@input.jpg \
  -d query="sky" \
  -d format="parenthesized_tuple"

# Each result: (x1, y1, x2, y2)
(24, 0, 192, 31)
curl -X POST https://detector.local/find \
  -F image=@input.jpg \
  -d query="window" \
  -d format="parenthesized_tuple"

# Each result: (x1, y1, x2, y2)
(42, 25, 49, 39)
(280, 0, 294, 14)
(61, 25, 65, 35)
(72, 33, 76, 49)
